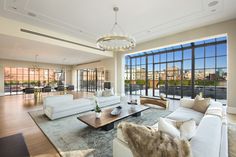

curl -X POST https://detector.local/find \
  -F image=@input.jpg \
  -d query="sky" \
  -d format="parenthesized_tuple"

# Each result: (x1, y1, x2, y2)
(126, 36, 227, 71)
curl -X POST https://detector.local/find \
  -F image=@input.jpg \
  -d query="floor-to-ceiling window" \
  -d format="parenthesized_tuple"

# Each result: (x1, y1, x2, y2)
(4, 67, 60, 95)
(79, 68, 105, 92)
(125, 36, 227, 103)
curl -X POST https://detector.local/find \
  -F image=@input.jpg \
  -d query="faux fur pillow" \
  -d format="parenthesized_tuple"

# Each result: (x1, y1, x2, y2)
(192, 95, 211, 113)
(119, 122, 192, 157)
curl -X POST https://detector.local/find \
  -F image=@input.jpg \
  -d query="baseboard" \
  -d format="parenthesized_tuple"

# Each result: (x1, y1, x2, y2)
(227, 106, 236, 114)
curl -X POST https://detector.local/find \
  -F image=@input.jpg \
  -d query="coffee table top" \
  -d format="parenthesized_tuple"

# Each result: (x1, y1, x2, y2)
(77, 105, 149, 129)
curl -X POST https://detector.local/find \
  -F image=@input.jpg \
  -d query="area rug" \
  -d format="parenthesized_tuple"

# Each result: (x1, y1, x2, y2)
(29, 108, 172, 157)
(0, 133, 30, 157)
(228, 123, 236, 157)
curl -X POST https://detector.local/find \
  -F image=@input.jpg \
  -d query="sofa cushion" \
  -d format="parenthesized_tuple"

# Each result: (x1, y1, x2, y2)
(46, 98, 92, 113)
(167, 107, 204, 125)
(190, 115, 222, 157)
(43, 94, 73, 106)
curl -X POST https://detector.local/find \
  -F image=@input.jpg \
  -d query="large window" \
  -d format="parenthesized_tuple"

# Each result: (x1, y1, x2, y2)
(4, 67, 60, 95)
(125, 36, 227, 103)
(79, 68, 105, 92)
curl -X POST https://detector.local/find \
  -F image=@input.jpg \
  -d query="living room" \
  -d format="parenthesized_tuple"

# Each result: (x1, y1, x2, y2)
(0, 0, 236, 157)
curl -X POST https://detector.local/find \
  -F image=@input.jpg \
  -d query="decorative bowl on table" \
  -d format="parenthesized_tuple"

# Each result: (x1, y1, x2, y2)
(128, 99, 138, 105)
(111, 106, 122, 116)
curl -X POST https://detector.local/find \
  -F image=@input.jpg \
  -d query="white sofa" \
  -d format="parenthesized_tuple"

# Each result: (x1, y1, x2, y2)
(113, 98, 228, 157)
(43, 94, 121, 120)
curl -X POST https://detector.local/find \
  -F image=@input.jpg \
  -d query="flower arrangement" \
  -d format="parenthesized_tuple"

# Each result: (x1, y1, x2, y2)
(95, 99, 101, 113)
(94, 96, 102, 118)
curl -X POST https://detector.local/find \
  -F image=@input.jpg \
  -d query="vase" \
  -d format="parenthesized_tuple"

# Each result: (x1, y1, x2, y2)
(95, 112, 101, 118)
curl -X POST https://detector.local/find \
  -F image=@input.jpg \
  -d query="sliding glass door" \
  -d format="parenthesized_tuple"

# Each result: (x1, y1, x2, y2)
(79, 68, 105, 92)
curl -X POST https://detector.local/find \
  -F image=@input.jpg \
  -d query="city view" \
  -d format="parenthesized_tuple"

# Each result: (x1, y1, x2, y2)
(125, 37, 227, 103)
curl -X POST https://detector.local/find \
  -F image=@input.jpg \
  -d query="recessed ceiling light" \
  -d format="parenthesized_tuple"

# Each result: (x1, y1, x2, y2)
(147, 30, 152, 33)
(79, 30, 83, 33)
(27, 12, 36, 17)
(211, 9, 217, 12)
(208, 1, 219, 7)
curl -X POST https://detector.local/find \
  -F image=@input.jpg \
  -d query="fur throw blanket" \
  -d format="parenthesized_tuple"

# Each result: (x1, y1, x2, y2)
(118, 122, 192, 157)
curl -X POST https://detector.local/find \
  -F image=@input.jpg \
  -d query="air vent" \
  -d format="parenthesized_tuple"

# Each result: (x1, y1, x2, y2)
(20, 29, 103, 51)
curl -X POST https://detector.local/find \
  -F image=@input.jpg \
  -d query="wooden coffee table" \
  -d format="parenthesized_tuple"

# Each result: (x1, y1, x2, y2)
(77, 105, 149, 131)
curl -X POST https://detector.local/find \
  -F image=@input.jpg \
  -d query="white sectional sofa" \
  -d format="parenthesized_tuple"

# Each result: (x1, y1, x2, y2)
(113, 98, 228, 157)
(43, 94, 121, 120)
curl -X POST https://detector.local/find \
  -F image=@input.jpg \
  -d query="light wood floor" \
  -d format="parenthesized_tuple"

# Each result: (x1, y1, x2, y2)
(0, 91, 93, 157)
(0, 92, 236, 157)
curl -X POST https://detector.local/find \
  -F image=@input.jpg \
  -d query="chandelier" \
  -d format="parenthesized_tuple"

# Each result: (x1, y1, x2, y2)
(32, 54, 40, 69)
(96, 7, 136, 52)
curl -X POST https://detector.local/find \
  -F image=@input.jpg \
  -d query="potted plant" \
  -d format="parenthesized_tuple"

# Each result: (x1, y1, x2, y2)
(95, 98, 102, 118)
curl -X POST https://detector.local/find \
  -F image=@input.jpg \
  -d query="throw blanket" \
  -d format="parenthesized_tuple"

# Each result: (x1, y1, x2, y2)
(205, 107, 223, 118)
(118, 122, 192, 157)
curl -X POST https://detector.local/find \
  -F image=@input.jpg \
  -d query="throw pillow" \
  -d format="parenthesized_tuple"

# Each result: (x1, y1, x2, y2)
(119, 122, 193, 157)
(179, 119, 196, 140)
(102, 88, 114, 97)
(95, 90, 103, 97)
(105, 88, 115, 96)
(158, 118, 196, 140)
(192, 96, 211, 113)
(180, 98, 195, 108)
(158, 117, 180, 138)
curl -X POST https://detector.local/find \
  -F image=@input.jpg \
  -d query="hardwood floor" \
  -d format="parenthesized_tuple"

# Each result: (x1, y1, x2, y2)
(0, 92, 236, 157)
(0, 91, 93, 157)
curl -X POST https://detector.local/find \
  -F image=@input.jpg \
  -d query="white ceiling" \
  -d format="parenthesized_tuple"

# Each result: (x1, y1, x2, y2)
(0, 34, 109, 65)
(0, 0, 236, 64)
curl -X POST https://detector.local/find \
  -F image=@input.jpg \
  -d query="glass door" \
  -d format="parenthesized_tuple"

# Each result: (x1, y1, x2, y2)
(166, 61, 182, 99)
(154, 61, 182, 99)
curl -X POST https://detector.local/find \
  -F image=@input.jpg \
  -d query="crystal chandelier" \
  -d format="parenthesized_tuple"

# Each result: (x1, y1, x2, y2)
(96, 7, 136, 52)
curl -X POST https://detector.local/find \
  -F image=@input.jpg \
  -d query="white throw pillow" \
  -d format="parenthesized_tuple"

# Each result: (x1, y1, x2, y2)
(158, 118, 196, 140)
(158, 117, 180, 138)
(102, 88, 114, 97)
(95, 90, 103, 97)
(180, 98, 195, 108)
(179, 119, 196, 140)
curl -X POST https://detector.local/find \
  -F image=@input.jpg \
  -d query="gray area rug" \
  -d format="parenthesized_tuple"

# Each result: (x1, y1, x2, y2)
(229, 123, 236, 157)
(29, 108, 172, 157)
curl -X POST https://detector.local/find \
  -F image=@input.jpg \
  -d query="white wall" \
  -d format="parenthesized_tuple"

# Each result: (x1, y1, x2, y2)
(0, 59, 73, 94)
(116, 18, 236, 114)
